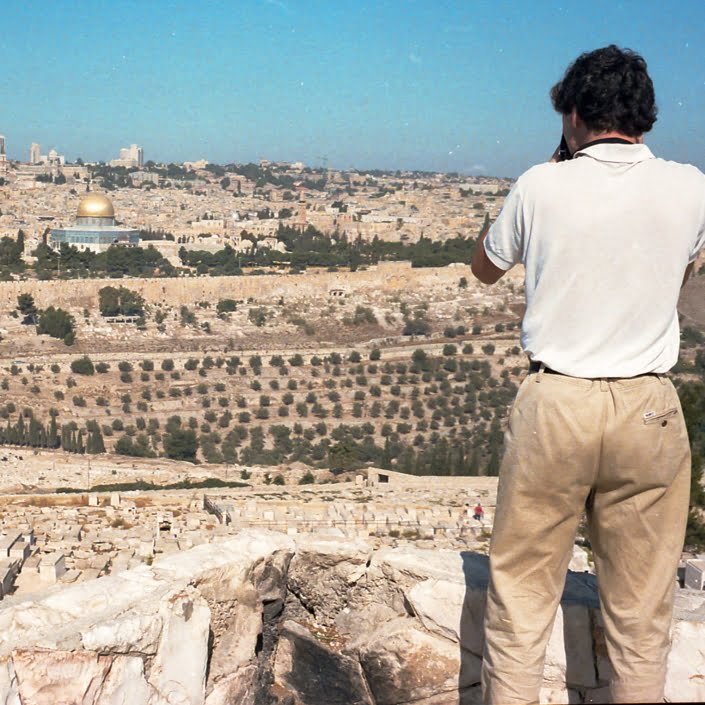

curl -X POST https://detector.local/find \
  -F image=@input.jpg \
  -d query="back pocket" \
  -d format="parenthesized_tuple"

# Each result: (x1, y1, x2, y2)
(643, 408, 678, 425)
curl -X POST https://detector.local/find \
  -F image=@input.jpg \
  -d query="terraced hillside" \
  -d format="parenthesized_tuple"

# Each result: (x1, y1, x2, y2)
(0, 335, 525, 477)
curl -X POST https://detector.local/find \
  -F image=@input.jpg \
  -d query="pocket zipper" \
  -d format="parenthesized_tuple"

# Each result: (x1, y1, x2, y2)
(643, 408, 678, 425)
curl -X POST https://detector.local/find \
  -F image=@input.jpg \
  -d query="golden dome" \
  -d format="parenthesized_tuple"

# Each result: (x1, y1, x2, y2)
(77, 193, 115, 218)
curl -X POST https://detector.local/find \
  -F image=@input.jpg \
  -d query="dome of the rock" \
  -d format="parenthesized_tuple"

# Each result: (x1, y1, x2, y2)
(76, 193, 115, 219)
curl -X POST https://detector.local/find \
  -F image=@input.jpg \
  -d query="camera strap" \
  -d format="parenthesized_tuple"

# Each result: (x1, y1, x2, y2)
(575, 137, 635, 152)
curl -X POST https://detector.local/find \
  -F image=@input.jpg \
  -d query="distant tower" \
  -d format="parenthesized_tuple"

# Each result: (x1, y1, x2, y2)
(30, 142, 40, 164)
(0, 135, 5, 155)
(0, 135, 6, 175)
(130, 144, 144, 168)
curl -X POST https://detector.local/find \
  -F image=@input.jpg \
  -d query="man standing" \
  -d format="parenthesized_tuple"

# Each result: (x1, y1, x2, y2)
(473, 501, 484, 522)
(471, 45, 705, 704)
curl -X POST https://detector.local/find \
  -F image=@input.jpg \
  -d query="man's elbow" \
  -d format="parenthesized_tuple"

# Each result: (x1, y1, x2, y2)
(471, 252, 506, 285)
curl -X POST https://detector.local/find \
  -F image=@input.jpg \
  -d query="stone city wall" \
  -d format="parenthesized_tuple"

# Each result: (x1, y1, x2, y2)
(0, 261, 472, 310)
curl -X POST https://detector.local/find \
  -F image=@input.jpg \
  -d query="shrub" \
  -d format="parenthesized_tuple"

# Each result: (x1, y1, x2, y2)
(37, 307, 76, 344)
(161, 358, 174, 371)
(217, 298, 237, 313)
(70, 356, 95, 375)
(402, 319, 430, 336)
(248, 307, 267, 327)
(163, 428, 198, 461)
(98, 286, 145, 317)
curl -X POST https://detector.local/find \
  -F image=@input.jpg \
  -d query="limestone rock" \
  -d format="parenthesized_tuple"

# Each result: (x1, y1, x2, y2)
(356, 616, 481, 705)
(11, 649, 113, 705)
(0, 530, 702, 703)
(81, 612, 163, 655)
(147, 588, 210, 705)
(274, 620, 373, 705)
(204, 664, 257, 705)
(248, 547, 293, 617)
(287, 536, 372, 624)
(568, 545, 591, 573)
(665, 619, 705, 703)
(96, 656, 152, 705)
(0, 658, 20, 705)
(543, 604, 597, 689)
(539, 686, 581, 703)
(407, 577, 485, 657)
(334, 602, 399, 642)
(205, 588, 262, 700)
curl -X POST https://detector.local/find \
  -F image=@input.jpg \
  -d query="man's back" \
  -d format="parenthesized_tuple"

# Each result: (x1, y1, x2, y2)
(485, 142, 705, 376)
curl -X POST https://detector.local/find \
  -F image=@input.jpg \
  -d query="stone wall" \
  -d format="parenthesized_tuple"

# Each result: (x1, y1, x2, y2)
(366, 467, 498, 489)
(0, 529, 703, 704)
(0, 261, 472, 310)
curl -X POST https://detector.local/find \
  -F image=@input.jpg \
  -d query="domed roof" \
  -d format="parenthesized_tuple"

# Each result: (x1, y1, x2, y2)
(77, 193, 114, 218)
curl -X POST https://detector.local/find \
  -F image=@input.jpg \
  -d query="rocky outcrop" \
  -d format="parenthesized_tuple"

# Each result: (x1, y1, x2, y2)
(0, 530, 704, 704)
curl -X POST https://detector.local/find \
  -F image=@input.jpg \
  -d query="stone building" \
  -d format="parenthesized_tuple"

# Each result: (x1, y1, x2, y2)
(49, 193, 140, 253)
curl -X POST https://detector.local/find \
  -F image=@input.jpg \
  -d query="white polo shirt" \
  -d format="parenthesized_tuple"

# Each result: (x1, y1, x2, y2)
(484, 143, 705, 377)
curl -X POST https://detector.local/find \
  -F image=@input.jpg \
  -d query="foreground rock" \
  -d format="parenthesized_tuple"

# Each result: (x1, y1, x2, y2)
(0, 530, 703, 704)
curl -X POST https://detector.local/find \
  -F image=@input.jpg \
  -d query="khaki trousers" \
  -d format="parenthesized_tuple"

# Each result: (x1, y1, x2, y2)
(482, 371, 690, 704)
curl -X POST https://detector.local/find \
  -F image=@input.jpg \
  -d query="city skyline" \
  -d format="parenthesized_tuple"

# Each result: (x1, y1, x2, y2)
(1, 0, 705, 176)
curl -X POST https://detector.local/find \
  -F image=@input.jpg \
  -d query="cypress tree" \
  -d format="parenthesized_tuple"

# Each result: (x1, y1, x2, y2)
(48, 415, 59, 448)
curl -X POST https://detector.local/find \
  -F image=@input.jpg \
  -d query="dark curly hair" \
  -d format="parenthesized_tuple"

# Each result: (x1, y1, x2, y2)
(550, 45, 657, 136)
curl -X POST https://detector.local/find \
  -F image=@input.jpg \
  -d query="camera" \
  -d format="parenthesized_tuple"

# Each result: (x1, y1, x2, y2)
(557, 135, 572, 162)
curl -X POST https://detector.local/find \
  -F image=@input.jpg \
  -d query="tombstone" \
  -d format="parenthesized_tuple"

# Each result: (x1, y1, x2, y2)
(0, 559, 20, 599)
(9, 540, 30, 562)
(88, 494, 99, 507)
(684, 559, 705, 590)
(138, 538, 155, 559)
(355, 475, 364, 486)
(39, 552, 66, 583)
(110, 493, 121, 508)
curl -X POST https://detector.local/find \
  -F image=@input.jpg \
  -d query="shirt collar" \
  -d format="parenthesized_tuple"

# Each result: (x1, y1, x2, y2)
(573, 142, 655, 164)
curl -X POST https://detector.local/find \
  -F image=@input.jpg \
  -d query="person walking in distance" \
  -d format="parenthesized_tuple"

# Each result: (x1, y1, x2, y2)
(471, 45, 705, 704)
(473, 502, 484, 522)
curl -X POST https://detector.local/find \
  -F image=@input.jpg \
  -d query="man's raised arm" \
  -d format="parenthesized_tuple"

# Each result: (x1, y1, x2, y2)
(471, 226, 508, 285)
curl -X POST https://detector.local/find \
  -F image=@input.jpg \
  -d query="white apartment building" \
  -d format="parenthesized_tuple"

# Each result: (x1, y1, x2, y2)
(110, 143, 143, 168)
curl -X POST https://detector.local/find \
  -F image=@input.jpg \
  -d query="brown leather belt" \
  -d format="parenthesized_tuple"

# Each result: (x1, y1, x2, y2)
(528, 361, 561, 374)
(528, 360, 659, 379)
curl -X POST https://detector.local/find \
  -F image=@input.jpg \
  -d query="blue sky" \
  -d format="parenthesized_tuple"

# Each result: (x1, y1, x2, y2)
(2, 0, 705, 176)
